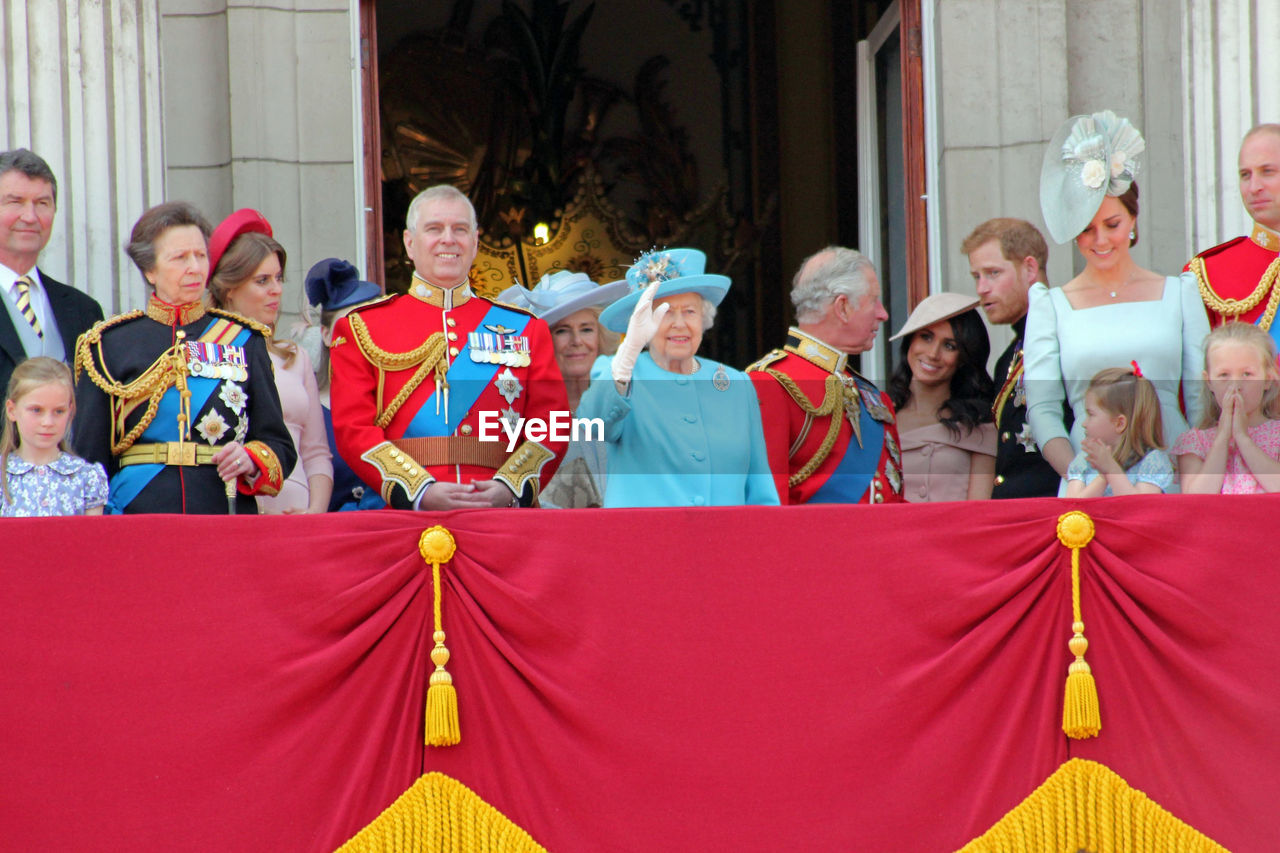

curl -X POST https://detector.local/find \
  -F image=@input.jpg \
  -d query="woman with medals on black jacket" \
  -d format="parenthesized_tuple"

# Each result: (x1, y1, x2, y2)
(73, 202, 295, 514)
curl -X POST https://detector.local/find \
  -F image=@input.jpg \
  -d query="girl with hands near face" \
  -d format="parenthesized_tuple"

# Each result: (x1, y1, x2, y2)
(1065, 366, 1173, 497)
(1176, 323, 1280, 494)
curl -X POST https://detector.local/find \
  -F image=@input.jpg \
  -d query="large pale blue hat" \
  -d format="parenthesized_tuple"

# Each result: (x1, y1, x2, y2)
(599, 248, 731, 333)
(1039, 110, 1145, 244)
(497, 270, 629, 327)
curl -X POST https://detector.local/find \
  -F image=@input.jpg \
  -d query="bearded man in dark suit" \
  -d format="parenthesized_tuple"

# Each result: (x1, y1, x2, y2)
(0, 148, 104, 394)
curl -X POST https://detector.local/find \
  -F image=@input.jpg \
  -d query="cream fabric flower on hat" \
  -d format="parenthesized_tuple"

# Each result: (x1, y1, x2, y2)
(1081, 160, 1107, 189)
(1040, 109, 1147, 244)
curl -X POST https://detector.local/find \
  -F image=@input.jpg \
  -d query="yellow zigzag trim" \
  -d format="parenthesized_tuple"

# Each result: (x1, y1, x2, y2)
(957, 758, 1227, 853)
(336, 772, 547, 853)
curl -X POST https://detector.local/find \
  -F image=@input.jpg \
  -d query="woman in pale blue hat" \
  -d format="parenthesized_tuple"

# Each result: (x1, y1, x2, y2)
(499, 270, 628, 508)
(1024, 110, 1207, 491)
(576, 248, 778, 508)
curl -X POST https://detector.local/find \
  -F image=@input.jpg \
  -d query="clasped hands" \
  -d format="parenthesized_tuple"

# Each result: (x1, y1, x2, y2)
(1215, 388, 1252, 446)
(419, 479, 518, 510)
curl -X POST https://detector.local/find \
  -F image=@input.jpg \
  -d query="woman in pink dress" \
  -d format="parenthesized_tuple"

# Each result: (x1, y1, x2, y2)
(207, 210, 333, 513)
(887, 293, 997, 502)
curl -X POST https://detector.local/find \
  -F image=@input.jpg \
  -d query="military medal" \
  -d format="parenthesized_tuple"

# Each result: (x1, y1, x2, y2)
(184, 342, 247, 381)
(1016, 421, 1038, 453)
(495, 367, 523, 404)
(885, 461, 902, 493)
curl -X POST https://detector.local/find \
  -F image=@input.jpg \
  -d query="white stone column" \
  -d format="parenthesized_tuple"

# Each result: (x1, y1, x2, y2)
(1183, 0, 1280, 253)
(161, 0, 362, 329)
(0, 0, 165, 312)
(934, 0, 1070, 362)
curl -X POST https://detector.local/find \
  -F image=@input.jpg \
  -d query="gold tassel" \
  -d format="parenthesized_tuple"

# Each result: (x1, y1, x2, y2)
(419, 526, 460, 747)
(1056, 511, 1100, 739)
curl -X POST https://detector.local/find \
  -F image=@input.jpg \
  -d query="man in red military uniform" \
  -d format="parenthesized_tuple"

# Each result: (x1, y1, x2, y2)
(748, 246, 904, 504)
(330, 185, 567, 509)
(1186, 124, 1280, 342)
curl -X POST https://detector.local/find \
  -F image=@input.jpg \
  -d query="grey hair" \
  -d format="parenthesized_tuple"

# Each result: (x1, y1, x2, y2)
(124, 201, 212, 279)
(701, 297, 717, 329)
(791, 246, 876, 324)
(405, 184, 477, 232)
(0, 148, 58, 204)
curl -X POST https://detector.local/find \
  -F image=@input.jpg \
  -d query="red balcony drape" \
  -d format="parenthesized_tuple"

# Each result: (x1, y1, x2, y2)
(1, 497, 1276, 851)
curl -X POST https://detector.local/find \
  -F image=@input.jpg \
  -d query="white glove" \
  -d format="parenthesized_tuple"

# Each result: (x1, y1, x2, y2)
(611, 281, 669, 386)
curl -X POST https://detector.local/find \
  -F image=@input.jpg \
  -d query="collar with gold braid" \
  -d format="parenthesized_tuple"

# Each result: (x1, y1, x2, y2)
(1189, 223, 1280, 328)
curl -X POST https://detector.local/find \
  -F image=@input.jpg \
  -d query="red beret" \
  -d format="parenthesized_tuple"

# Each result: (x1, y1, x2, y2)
(208, 208, 273, 280)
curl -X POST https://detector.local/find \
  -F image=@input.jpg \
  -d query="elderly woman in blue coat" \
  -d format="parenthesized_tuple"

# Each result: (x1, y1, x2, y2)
(577, 249, 779, 508)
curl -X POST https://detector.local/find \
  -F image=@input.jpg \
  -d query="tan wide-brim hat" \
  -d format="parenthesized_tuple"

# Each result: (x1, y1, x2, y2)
(890, 292, 981, 341)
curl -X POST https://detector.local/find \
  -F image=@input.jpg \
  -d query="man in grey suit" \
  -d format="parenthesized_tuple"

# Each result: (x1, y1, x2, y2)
(0, 148, 104, 394)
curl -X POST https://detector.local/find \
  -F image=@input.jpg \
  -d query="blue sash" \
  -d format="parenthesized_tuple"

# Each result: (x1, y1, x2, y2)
(1254, 314, 1280, 350)
(107, 324, 251, 513)
(807, 408, 886, 504)
(401, 304, 531, 439)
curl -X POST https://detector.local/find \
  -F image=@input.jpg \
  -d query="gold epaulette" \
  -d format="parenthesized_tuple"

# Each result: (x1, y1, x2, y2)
(745, 349, 786, 373)
(347, 293, 396, 314)
(490, 297, 537, 317)
(208, 306, 271, 337)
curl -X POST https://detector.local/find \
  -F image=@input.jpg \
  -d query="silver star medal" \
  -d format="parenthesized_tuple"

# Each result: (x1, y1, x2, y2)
(495, 367, 523, 404)
(1016, 421, 1038, 453)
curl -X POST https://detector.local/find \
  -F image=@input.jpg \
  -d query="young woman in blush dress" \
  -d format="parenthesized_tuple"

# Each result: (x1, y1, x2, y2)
(887, 293, 996, 502)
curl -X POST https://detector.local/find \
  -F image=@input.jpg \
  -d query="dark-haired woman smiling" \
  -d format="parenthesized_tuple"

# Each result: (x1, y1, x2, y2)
(887, 293, 996, 501)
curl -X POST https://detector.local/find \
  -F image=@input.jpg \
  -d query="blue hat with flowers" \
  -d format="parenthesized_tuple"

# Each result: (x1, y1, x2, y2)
(599, 248, 731, 332)
(497, 270, 630, 327)
(304, 258, 382, 312)
(1039, 110, 1146, 244)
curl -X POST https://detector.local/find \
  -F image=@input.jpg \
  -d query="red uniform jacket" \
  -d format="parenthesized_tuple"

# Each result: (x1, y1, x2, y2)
(329, 280, 567, 508)
(748, 328, 904, 505)
(1184, 222, 1280, 327)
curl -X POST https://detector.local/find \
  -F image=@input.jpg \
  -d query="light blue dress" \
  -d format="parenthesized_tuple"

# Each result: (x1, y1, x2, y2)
(1, 451, 108, 517)
(1024, 275, 1208, 459)
(576, 352, 779, 508)
(1066, 448, 1175, 495)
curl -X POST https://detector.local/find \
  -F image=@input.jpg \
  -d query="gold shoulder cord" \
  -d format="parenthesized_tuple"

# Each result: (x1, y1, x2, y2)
(1190, 255, 1280, 329)
(74, 313, 190, 454)
(348, 313, 449, 428)
(208, 306, 272, 337)
(764, 369, 850, 487)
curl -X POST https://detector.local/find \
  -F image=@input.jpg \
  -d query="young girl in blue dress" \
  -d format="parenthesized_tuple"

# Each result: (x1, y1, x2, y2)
(1, 357, 108, 517)
(1065, 365, 1173, 497)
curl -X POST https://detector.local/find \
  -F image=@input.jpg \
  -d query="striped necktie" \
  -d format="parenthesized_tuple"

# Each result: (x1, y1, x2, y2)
(14, 275, 43, 339)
